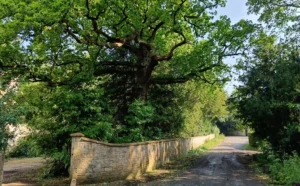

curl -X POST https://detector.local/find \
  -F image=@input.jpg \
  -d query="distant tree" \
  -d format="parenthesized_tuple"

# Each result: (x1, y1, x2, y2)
(177, 80, 228, 137)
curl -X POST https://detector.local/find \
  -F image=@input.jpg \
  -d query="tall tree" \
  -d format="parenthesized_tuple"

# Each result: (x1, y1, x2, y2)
(0, 0, 256, 99)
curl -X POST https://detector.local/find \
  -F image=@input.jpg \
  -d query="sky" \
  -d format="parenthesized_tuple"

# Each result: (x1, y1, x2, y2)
(216, 0, 259, 95)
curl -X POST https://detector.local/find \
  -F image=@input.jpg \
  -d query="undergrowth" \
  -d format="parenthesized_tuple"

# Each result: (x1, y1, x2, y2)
(252, 141, 300, 185)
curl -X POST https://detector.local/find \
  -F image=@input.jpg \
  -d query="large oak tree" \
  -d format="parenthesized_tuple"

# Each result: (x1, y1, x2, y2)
(0, 0, 256, 99)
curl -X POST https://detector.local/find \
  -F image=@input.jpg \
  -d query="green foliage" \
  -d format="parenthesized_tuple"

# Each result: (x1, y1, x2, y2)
(248, 133, 260, 148)
(247, 0, 299, 29)
(269, 154, 300, 185)
(15, 78, 114, 176)
(115, 99, 156, 142)
(254, 142, 300, 185)
(148, 85, 184, 139)
(177, 80, 227, 137)
(232, 36, 300, 155)
(0, 84, 21, 152)
(0, 0, 256, 96)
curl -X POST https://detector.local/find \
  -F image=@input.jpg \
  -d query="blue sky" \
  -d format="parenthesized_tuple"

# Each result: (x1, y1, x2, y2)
(217, 0, 259, 95)
(218, 0, 258, 24)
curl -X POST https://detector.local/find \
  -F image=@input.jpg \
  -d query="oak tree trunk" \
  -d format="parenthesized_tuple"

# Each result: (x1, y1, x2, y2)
(135, 44, 158, 101)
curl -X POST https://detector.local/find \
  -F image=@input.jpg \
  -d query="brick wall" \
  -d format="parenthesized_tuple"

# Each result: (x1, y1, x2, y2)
(70, 133, 215, 184)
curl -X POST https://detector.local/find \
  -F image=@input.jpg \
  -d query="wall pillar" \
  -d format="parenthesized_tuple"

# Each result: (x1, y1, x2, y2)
(70, 133, 85, 181)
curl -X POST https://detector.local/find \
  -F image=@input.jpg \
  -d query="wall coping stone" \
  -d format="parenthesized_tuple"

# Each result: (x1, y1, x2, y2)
(79, 134, 213, 147)
(70, 133, 85, 137)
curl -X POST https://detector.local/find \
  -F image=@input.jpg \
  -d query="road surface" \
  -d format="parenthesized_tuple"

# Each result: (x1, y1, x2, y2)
(144, 136, 263, 186)
(3, 157, 45, 186)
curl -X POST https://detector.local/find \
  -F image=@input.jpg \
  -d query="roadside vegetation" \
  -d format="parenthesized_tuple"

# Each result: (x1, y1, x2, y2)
(230, 1, 300, 185)
(249, 142, 300, 185)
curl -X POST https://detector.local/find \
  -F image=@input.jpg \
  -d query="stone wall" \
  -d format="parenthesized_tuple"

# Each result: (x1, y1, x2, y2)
(70, 133, 215, 184)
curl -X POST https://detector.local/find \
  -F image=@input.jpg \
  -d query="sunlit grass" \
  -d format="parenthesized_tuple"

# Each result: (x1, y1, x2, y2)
(194, 134, 225, 152)
(243, 144, 259, 151)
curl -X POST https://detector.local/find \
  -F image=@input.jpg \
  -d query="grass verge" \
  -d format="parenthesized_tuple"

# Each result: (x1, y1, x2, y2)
(243, 144, 259, 151)
(164, 134, 225, 170)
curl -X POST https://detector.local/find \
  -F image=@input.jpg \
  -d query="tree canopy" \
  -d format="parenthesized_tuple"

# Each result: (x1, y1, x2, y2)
(0, 0, 256, 96)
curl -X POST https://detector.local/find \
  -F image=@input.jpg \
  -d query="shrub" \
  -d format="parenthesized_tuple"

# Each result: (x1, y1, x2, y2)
(8, 136, 42, 158)
(269, 154, 300, 185)
(254, 142, 300, 185)
(248, 132, 261, 147)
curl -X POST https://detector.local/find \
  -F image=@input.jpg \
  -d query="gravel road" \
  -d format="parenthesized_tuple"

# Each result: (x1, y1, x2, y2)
(144, 136, 263, 186)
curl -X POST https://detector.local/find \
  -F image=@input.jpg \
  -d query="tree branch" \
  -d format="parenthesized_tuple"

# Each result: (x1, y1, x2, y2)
(149, 63, 223, 85)
(172, 0, 187, 25)
(93, 68, 135, 76)
(149, 77, 188, 85)
(85, 0, 111, 39)
(147, 21, 165, 42)
(153, 31, 187, 61)
(274, 1, 300, 8)
(99, 61, 142, 67)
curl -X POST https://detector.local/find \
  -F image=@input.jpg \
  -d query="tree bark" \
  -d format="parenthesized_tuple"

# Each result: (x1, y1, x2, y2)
(135, 44, 156, 101)
(0, 151, 4, 186)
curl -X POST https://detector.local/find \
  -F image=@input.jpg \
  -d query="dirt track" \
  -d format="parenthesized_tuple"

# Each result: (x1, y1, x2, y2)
(3, 157, 45, 186)
(144, 136, 263, 186)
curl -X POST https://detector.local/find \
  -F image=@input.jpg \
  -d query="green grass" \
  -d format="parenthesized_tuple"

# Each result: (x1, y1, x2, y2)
(199, 134, 225, 149)
(243, 144, 259, 151)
